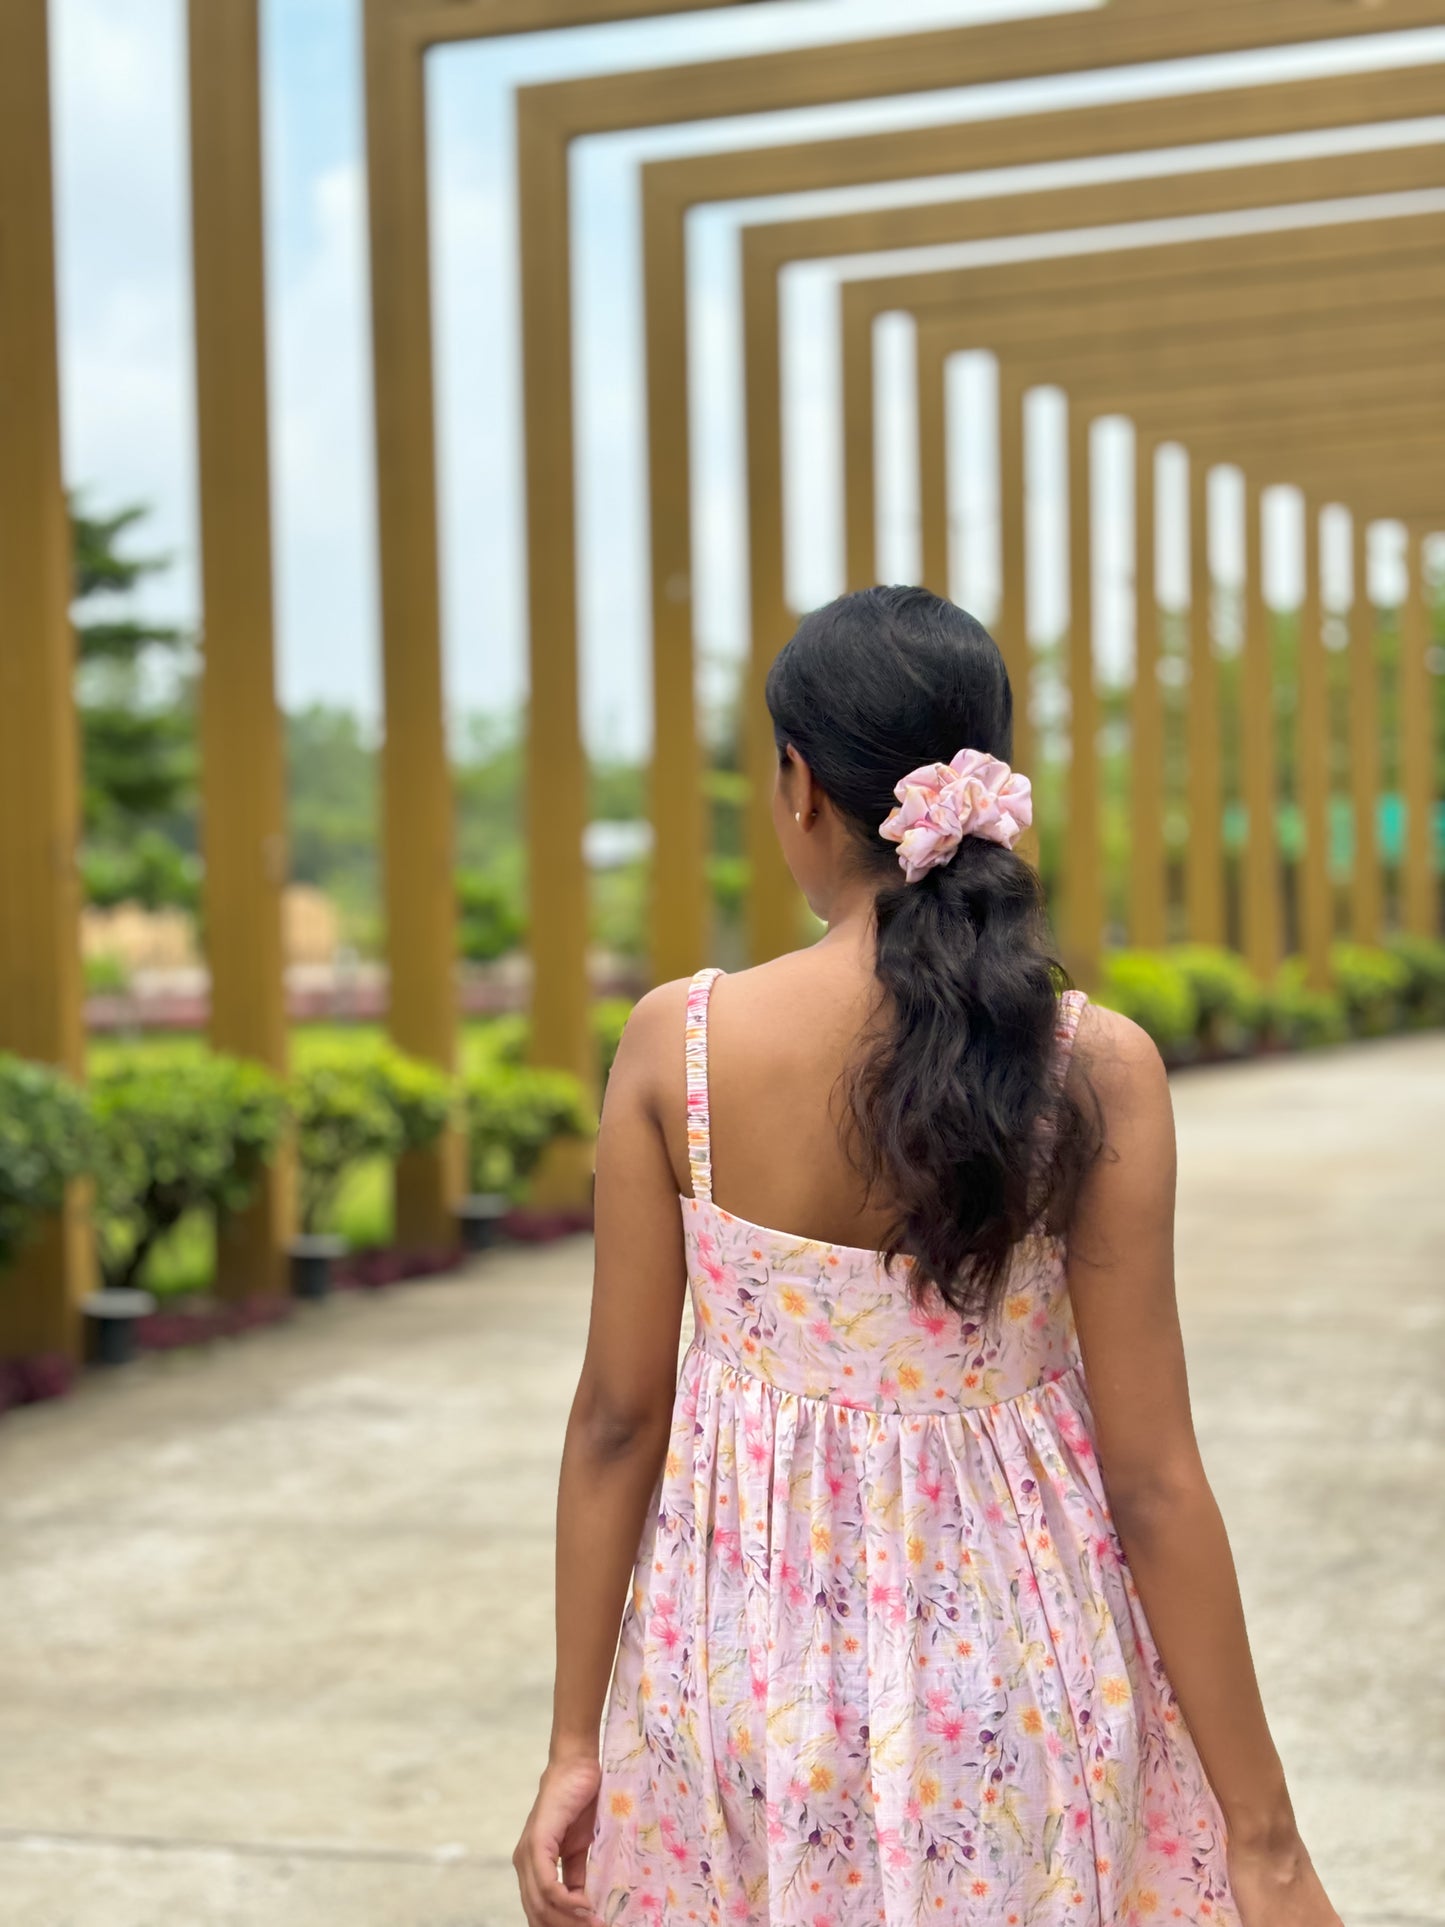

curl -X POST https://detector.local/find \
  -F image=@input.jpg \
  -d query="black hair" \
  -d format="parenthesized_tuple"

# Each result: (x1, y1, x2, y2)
(764, 584, 1101, 1320)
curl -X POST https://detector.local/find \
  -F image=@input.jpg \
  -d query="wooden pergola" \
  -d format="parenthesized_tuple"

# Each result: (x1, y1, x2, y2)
(1, 0, 1440, 1361)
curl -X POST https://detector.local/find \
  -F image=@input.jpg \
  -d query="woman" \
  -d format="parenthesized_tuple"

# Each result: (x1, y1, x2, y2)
(515, 587, 1341, 1926)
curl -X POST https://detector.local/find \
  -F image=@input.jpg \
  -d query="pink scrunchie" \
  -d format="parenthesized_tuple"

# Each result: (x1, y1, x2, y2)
(878, 747, 1033, 883)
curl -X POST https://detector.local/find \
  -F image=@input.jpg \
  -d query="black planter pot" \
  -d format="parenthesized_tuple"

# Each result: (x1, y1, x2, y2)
(457, 1192, 511, 1253)
(82, 1288, 157, 1367)
(289, 1235, 347, 1302)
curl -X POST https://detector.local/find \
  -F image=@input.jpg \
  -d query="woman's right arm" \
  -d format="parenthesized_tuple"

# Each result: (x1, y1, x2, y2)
(1064, 1007, 1342, 1927)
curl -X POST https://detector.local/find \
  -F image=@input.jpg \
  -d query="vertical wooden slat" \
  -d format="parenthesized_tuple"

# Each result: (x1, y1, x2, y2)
(1296, 496, 1333, 989)
(1064, 405, 1102, 986)
(841, 290, 878, 593)
(363, 4, 464, 1231)
(1184, 454, 1226, 943)
(1239, 475, 1282, 980)
(741, 242, 800, 963)
(188, 0, 293, 1295)
(641, 182, 708, 985)
(996, 366, 1035, 798)
(1129, 432, 1167, 948)
(1348, 513, 1383, 945)
(917, 329, 950, 597)
(0, 0, 92, 1359)
(1399, 525, 1439, 938)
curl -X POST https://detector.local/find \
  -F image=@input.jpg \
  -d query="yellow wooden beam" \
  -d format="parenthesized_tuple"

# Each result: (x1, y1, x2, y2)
(1350, 513, 1385, 947)
(1400, 527, 1441, 939)
(0, 0, 91, 1360)
(363, 3, 763, 1211)
(188, 0, 294, 1296)
(1240, 475, 1284, 982)
(1131, 435, 1167, 951)
(514, 3, 1445, 1011)
(1064, 405, 1105, 987)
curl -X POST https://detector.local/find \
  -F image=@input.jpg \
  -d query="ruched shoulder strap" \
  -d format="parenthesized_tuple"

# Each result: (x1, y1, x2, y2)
(684, 967, 724, 1202)
(1051, 987, 1088, 1089)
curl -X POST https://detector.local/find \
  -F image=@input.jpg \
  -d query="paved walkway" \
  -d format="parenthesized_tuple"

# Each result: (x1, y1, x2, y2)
(1, 1035, 1442, 1927)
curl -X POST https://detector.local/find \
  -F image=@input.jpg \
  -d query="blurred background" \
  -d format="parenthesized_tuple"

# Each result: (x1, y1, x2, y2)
(0, 1, 1442, 1922)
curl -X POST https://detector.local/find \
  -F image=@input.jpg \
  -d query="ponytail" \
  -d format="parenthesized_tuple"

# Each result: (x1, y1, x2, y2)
(764, 585, 1100, 1321)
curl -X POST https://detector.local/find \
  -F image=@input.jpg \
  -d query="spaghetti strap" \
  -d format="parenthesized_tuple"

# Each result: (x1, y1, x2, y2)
(684, 967, 724, 1202)
(1052, 987, 1088, 1087)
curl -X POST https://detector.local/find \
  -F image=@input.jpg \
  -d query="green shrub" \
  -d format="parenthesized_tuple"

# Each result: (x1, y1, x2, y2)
(360, 1044, 455, 1155)
(292, 1053, 404, 1237)
(83, 952, 133, 997)
(1265, 963, 1349, 1050)
(1094, 950, 1199, 1056)
(1386, 934, 1445, 1029)
(456, 870, 524, 964)
(291, 1043, 456, 1237)
(465, 1065, 595, 1200)
(93, 1055, 287, 1291)
(464, 1014, 529, 1074)
(593, 998, 634, 1087)
(0, 1056, 96, 1272)
(1329, 942, 1411, 1038)
(1167, 945, 1265, 1054)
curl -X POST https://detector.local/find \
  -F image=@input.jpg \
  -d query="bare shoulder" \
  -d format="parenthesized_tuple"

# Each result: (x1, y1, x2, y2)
(610, 977, 693, 1083)
(1069, 999, 1172, 1126)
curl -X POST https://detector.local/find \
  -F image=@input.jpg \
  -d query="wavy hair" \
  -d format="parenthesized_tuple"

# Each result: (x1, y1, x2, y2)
(764, 585, 1101, 1320)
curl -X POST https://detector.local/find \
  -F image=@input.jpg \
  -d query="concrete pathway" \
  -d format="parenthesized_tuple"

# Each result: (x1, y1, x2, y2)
(1, 1034, 1442, 1927)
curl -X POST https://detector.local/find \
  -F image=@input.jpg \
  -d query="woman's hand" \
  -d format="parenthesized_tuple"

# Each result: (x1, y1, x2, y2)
(1228, 1833, 1344, 1927)
(514, 1753, 604, 1927)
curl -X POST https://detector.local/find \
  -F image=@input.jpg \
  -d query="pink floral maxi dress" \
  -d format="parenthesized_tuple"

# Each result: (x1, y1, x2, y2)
(587, 969, 1240, 1927)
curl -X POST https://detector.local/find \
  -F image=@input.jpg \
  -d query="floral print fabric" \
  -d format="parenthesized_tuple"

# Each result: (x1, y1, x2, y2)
(588, 973, 1238, 1926)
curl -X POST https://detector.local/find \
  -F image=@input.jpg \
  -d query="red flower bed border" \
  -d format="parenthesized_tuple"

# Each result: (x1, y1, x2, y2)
(0, 1205, 596, 1416)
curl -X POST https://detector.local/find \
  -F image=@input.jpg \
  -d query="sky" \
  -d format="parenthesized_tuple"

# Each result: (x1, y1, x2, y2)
(49, 0, 1445, 759)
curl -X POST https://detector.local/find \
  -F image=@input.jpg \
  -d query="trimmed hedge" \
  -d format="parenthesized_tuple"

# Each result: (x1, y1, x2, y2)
(1092, 939, 1445, 1060)
(465, 1066, 596, 1199)
(1095, 952, 1199, 1056)
(0, 1056, 95, 1271)
(92, 1056, 287, 1291)
(5, 943, 1441, 1299)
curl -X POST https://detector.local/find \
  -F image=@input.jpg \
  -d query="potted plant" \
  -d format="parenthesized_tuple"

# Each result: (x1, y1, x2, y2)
(463, 1062, 595, 1244)
(90, 1053, 287, 1360)
(290, 1050, 404, 1297)
(0, 1054, 97, 1369)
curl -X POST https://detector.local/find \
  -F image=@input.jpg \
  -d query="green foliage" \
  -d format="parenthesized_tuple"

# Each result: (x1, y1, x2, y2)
(84, 952, 133, 997)
(1095, 951, 1199, 1056)
(81, 829, 201, 913)
(1328, 942, 1412, 1038)
(593, 999, 634, 1086)
(360, 1046, 455, 1155)
(285, 704, 379, 924)
(291, 1053, 403, 1238)
(1167, 945, 1265, 1055)
(71, 504, 196, 851)
(456, 869, 525, 964)
(0, 1057, 95, 1272)
(465, 1065, 595, 1200)
(1386, 935, 1445, 1029)
(292, 1042, 454, 1236)
(92, 1055, 287, 1292)
(1265, 966, 1349, 1051)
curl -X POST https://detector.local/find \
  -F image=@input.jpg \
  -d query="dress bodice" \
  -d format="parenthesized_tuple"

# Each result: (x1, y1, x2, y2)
(678, 968, 1088, 1415)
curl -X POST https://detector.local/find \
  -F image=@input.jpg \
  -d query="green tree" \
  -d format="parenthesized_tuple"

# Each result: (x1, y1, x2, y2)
(286, 703, 379, 922)
(71, 498, 198, 906)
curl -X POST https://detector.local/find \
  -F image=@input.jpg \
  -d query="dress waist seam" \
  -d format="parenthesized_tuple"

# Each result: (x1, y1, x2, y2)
(685, 1338, 1086, 1417)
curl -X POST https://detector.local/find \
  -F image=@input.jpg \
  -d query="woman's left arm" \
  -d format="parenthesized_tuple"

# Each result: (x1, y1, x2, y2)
(514, 984, 691, 1927)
